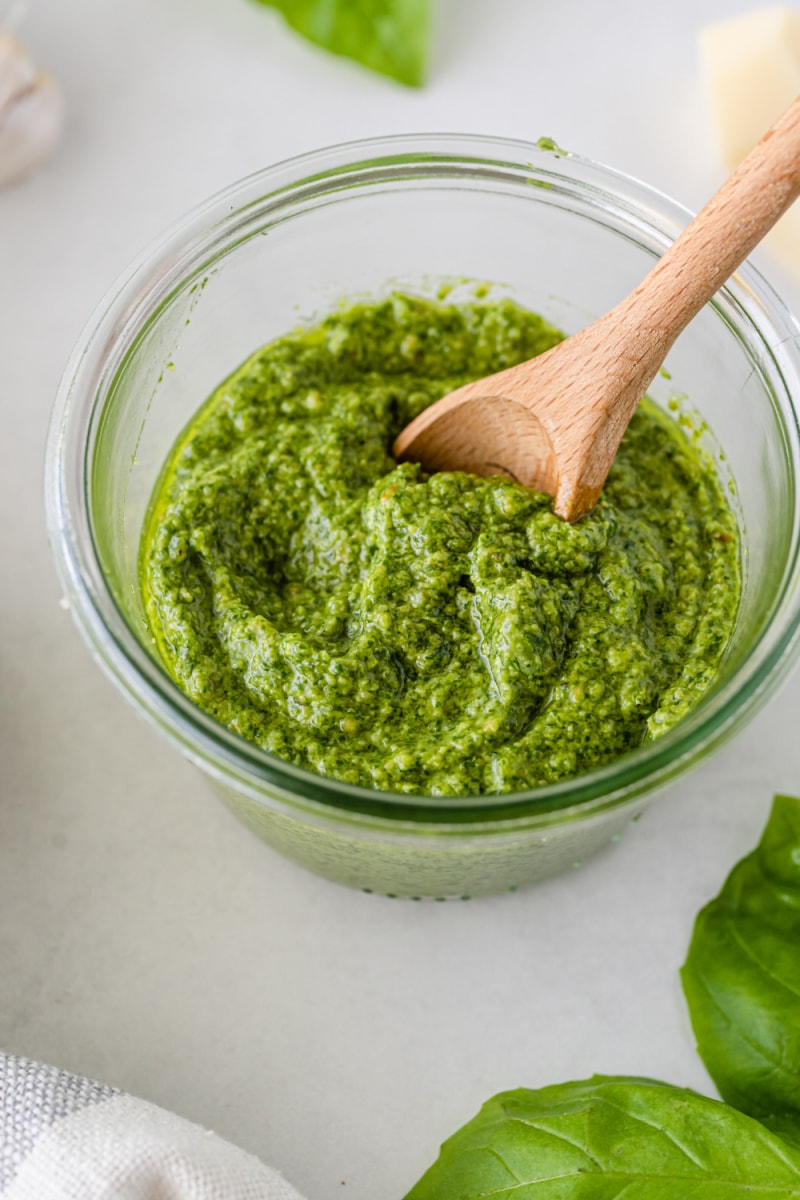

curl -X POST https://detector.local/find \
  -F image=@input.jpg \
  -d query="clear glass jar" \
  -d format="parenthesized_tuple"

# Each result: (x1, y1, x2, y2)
(45, 134, 800, 898)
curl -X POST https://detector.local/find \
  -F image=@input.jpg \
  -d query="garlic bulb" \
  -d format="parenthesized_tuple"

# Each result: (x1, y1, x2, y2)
(0, 32, 63, 186)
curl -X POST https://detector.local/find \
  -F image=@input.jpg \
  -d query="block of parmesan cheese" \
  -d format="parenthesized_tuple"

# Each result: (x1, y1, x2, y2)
(699, 6, 800, 168)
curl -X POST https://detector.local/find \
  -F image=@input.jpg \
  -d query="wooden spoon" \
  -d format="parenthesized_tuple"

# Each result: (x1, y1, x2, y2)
(393, 97, 800, 521)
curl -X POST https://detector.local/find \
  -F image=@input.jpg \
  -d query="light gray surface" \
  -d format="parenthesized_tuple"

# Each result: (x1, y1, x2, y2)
(2, 2, 800, 1197)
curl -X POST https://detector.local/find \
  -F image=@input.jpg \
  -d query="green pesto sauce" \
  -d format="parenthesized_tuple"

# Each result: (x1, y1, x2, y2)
(141, 293, 740, 796)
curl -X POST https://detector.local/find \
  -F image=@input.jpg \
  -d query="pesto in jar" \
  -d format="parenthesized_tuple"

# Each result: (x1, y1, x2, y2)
(140, 293, 740, 796)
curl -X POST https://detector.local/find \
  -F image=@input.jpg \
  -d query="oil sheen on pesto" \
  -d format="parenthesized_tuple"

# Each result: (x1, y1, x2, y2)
(141, 294, 740, 796)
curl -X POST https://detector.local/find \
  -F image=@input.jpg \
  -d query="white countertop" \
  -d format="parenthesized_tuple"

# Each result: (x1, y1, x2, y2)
(3, 1, 800, 1196)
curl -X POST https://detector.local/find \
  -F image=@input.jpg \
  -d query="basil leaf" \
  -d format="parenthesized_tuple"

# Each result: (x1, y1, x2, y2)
(252, 0, 431, 86)
(681, 794, 800, 1133)
(403, 1076, 800, 1198)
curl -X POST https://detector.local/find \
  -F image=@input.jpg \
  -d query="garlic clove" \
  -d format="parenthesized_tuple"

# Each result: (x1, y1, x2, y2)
(0, 32, 63, 186)
(0, 32, 35, 108)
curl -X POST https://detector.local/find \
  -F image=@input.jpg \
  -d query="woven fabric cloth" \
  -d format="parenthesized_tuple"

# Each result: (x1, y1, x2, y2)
(0, 1054, 305, 1200)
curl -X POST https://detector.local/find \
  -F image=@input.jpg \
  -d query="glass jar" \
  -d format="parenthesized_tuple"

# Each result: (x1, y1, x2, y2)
(45, 134, 800, 898)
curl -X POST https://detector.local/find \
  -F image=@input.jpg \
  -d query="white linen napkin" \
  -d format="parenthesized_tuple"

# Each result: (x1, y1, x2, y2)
(1, 1053, 305, 1199)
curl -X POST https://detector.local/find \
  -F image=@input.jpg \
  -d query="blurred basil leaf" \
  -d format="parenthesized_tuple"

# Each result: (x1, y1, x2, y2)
(403, 1077, 800, 1198)
(681, 794, 800, 1137)
(253, 0, 431, 86)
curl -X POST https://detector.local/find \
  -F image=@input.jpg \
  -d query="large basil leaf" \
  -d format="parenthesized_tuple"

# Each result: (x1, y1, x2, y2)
(403, 1076, 800, 1198)
(681, 794, 800, 1133)
(252, 0, 431, 86)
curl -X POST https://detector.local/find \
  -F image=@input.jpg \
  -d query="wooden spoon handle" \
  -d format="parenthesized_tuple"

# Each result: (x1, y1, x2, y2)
(620, 94, 800, 347)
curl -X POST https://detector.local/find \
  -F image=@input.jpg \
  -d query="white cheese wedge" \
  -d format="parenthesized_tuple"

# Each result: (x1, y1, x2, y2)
(699, 6, 800, 168)
(699, 7, 800, 278)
